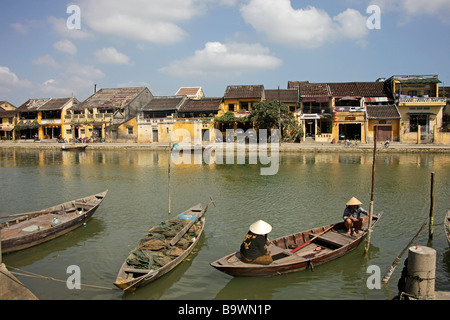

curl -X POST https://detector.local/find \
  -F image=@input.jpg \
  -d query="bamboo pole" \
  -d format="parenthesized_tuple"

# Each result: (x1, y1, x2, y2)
(429, 172, 435, 241)
(168, 142, 172, 216)
(382, 221, 427, 284)
(364, 126, 377, 254)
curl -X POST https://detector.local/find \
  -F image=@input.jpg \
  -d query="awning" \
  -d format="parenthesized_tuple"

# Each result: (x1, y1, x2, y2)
(339, 96, 359, 101)
(301, 114, 320, 120)
(0, 127, 13, 131)
(365, 97, 392, 103)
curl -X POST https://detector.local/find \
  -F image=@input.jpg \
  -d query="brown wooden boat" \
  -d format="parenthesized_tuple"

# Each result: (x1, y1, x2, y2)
(61, 144, 87, 151)
(445, 210, 450, 246)
(114, 201, 214, 291)
(210, 213, 382, 277)
(0, 190, 108, 254)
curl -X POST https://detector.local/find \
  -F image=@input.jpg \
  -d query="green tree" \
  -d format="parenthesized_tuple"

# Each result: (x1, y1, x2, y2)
(250, 101, 302, 142)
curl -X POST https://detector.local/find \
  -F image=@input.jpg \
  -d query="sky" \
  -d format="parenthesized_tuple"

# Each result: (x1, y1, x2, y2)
(1, 0, 450, 107)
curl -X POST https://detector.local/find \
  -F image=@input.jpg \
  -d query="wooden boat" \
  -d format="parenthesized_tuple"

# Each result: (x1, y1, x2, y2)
(210, 213, 382, 277)
(61, 144, 87, 151)
(445, 210, 450, 246)
(114, 201, 214, 291)
(0, 190, 108, 254)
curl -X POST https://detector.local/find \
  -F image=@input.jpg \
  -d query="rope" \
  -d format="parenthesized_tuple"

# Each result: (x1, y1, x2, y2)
(6, 265, 113, 291)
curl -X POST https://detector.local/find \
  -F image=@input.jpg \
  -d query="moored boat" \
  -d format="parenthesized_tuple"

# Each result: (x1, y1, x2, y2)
(0, 190, 108, 253)
(61, 144, 87, 151)
(210, 213, 382, 277)
(114, 201, 214, 291)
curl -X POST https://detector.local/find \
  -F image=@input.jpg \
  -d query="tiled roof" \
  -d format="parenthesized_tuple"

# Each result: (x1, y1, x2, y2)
(76, 87, 148, 110)
(38, 97, 77, 111)
(175, 87, 203, 97)
(142, 96, 187, 111)
(179, 97, 222, 113)
(0, 110, 16, 118)
(328, 82, 360, 97)
(298, 83, 331, 97)
(16, 98, 51, 112)
(16, 97, 76, 112)
(224, 85, 264, 99)
(366, 105, 401, 119)
(355, 82, 390, 97)
(264, 89, 299, 102)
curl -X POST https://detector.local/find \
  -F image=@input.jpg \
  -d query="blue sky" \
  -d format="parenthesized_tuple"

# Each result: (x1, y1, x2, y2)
(1, 0, 450, 106)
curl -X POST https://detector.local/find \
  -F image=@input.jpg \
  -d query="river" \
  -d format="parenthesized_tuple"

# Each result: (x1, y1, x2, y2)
(0, 148, 449, 300)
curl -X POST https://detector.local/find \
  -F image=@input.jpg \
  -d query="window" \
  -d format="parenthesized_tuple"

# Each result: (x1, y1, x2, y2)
(128, 127, 133, 135)
(409, 114, 428, 132)
(228, 104, 235, 112)
(240, 102, 249, 111)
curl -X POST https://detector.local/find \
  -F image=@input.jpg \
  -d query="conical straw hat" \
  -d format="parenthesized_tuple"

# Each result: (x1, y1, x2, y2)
(346, 197, 362, 206)
(249, 220, 272, 235)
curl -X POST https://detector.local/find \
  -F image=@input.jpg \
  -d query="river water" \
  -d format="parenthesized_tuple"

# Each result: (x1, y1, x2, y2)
(0, 148, 449, 300)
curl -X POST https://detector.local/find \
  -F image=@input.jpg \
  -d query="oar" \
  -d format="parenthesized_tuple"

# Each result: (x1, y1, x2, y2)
(291, 224, 335, 253)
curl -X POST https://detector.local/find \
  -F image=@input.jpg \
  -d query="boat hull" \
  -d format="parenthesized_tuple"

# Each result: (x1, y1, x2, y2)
(114, 204, 207, 291)
(1, 191, 108, 253)
(210, 213, 382, 277)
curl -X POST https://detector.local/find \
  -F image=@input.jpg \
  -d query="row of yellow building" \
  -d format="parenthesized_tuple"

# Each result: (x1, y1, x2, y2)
(1, 74, 449, 144)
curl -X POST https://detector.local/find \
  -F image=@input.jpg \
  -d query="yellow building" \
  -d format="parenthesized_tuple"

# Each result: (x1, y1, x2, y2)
(0, 101, 17, 140)
(67, 87, 152, 142)
(366, 105, 401, 142)
(387, 75, 446, 143)
(137, 96, 221, 144)
(15, 97, 78, 140)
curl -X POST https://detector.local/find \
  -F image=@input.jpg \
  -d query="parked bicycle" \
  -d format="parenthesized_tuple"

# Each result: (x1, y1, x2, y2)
(344, 139, 353, 147)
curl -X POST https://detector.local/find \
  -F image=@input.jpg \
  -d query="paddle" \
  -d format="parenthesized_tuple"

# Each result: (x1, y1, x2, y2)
(290, 224, 335, 253)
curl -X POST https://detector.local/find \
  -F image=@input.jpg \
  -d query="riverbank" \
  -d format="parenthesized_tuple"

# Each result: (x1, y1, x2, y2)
(1, 140, 450, 153)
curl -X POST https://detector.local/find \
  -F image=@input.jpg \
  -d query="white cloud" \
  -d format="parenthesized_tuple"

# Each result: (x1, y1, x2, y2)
(47, 16, 92, 39)
(33, 55, 60, 69)
(53, 39, 77, 55)
(33, 55, 104, 98)
(10, 23, 28, 34)
(160, 41, 282, 77)
(0, 66, 32, 92)
(240, 0, 369, 48)
(95, 47, 133, 65)
(370, 0, 450, 22)
(79, 0, 205, 44)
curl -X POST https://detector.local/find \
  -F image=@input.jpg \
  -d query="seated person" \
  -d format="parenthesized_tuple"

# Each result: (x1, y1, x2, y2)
(343, 197, 368, 235)
(240, 220, 273, 265)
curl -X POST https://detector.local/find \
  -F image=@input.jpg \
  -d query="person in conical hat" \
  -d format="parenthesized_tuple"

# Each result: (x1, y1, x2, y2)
(343, 197, 368, 235)
(240, 220, 273, 265)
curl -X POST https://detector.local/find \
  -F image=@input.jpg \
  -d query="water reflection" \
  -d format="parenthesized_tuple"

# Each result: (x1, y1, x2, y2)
(0, 149, 448, 300)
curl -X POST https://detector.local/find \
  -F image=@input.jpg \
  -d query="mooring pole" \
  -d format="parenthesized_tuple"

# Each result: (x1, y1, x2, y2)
(429, 172, 435, 241)
(364, 126, 377, 254)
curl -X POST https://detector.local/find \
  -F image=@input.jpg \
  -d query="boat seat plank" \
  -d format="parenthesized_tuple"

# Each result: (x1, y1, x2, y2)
(123, 268, 152, 274)
(314, 230, 356, 247)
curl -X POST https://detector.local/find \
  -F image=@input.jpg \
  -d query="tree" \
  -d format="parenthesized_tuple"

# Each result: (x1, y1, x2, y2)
(250, 101, 303, 142)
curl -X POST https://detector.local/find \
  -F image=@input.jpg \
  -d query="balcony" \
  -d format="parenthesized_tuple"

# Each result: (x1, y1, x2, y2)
(64, 113, 112, 123)
(334, 106, 365, 113)
(398, 96, 446, 106)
